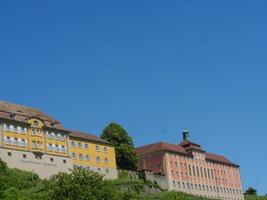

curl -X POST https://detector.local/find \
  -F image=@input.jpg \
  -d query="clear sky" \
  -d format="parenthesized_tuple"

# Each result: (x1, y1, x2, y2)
(0, 0, 266, 195)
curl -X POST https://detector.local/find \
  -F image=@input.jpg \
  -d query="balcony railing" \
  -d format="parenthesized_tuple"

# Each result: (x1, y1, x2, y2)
(47, 134, 66, 141)
(47, 146, 66, 153)
(4, 127, 27, 134)
(5, 140, 27, 147)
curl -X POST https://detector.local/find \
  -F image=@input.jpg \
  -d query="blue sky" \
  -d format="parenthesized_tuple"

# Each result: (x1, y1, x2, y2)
(0, 0, 267, 195)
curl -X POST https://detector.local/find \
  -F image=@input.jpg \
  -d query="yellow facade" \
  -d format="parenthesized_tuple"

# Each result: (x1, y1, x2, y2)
(2, 118, 69, 157)
(70, 138, 117, 170)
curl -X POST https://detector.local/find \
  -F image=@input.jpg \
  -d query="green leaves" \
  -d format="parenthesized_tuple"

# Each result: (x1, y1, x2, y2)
(101, 122, 138, 170)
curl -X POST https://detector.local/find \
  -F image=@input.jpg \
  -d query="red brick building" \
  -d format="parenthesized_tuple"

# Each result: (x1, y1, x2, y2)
(136, 130, 244, 200)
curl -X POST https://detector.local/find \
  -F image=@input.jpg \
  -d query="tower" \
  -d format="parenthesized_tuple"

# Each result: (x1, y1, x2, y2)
(182, 129, 190, 141)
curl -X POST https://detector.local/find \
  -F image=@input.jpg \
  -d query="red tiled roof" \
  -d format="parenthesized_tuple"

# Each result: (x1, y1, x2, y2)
(0, 100, 65, 130)
(136, 142, 188, 156)
(205, 152, 238, 167)
(136, 141, 238, 167)
(69, 130, 112, 145)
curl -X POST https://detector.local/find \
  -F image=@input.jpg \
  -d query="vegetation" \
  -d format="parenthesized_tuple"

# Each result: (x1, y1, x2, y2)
(101, 122, 138, 170)
(245, 196, 267, 200)
(245, 187, 258, 196)
(0, 159, 222, 200)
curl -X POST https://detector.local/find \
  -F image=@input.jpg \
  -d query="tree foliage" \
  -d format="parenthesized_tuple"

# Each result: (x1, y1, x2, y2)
(44, 167, 119, 200)
(101, 122, 138, 170)
(245, 187, 257, 196)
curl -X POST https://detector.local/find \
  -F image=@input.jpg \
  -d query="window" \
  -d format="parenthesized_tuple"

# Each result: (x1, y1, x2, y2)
(71, 141, 75, 146)
(72, 153, 76, 158)
(189, 165, 192, 176)
(23, 154, 27, 158)
(78, 142, 82, 148)
(85, 155, 90, 160)
(105, 169, 109, 173)
(63, 159, 66, 164)
(14, 138, 18, 145)
(96, 156, 101, 162)
(8, 152, 11, 156)
(103, 146, 108, 152)
(104, 158, 109, 163)
(50, 158, 54, 162)
(33, 120, 38, 127)
(85, 143, 89, 149)
(79, 154, 83, 160)
(95, 145, 100, 151)
(61, 145, 65, 151)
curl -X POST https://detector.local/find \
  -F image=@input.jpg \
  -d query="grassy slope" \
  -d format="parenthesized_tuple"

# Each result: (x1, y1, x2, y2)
(245, 196, 267, 200)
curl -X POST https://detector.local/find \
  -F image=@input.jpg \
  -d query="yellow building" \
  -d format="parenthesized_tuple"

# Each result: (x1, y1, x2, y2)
(69, 130, 117, 179)
(0, 100, 117, 179)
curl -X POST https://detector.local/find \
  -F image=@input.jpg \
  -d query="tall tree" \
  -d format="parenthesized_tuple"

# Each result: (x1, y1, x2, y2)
(101, 122, 138, 170)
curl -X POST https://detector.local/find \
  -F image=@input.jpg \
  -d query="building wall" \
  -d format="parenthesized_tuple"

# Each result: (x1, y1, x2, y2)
(1, 119, 69, 157)
(165, 152, 244, 200)
(0, 120, 117, 180)
(69, 137, 117, 179)
(137, 151, 165, 175)
(0, 148, 73, 179)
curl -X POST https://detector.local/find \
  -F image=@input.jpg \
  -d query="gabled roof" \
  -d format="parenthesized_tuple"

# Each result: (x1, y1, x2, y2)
(136, 142, 188, 156)
(0, 100, 66, 130)
(69, 130, 112, 145)
(136, 140, 238, 167)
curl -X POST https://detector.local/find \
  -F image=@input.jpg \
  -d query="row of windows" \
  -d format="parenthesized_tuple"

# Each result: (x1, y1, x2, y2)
(70, 141, 108, 152)
(3, 124, 66, 141)
(72, 153, 109, 163)
(46, 131, 66, 140)
(7, 151, 67, 163)
(172, 181, 242, 195)
(170, 161, 235, 182)
(4, 136, 27, 147)
(3, 124, 28, 133)
(47, 143, 67, 152)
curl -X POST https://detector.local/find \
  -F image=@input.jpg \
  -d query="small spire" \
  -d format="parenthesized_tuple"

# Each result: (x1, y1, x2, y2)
(182, 128, 190, 141)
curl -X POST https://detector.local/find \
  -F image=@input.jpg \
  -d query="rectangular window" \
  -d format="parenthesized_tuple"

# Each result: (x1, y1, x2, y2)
(72, 153, 76, 158)
(79, 154, 83, 160)
(103, 146, 108, 152)
(71, 141, 75, 146)
(189, 165, 192, 176)
(95, 145, 100, 151)
(193, 166, 196, 176)
(85, 143, 89, 149)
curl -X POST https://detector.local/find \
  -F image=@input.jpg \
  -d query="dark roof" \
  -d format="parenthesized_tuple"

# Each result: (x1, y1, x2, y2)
(69, 130, 112, 145)
(0, 100, 66, 130)
(136, 140, 239, 167)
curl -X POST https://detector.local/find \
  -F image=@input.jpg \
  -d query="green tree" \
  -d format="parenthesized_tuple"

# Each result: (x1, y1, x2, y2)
(101, 122, 138, 170)
(3, 187, 21, 200)
(245, 187, 257, 195)
(46, 167, 118, 200)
